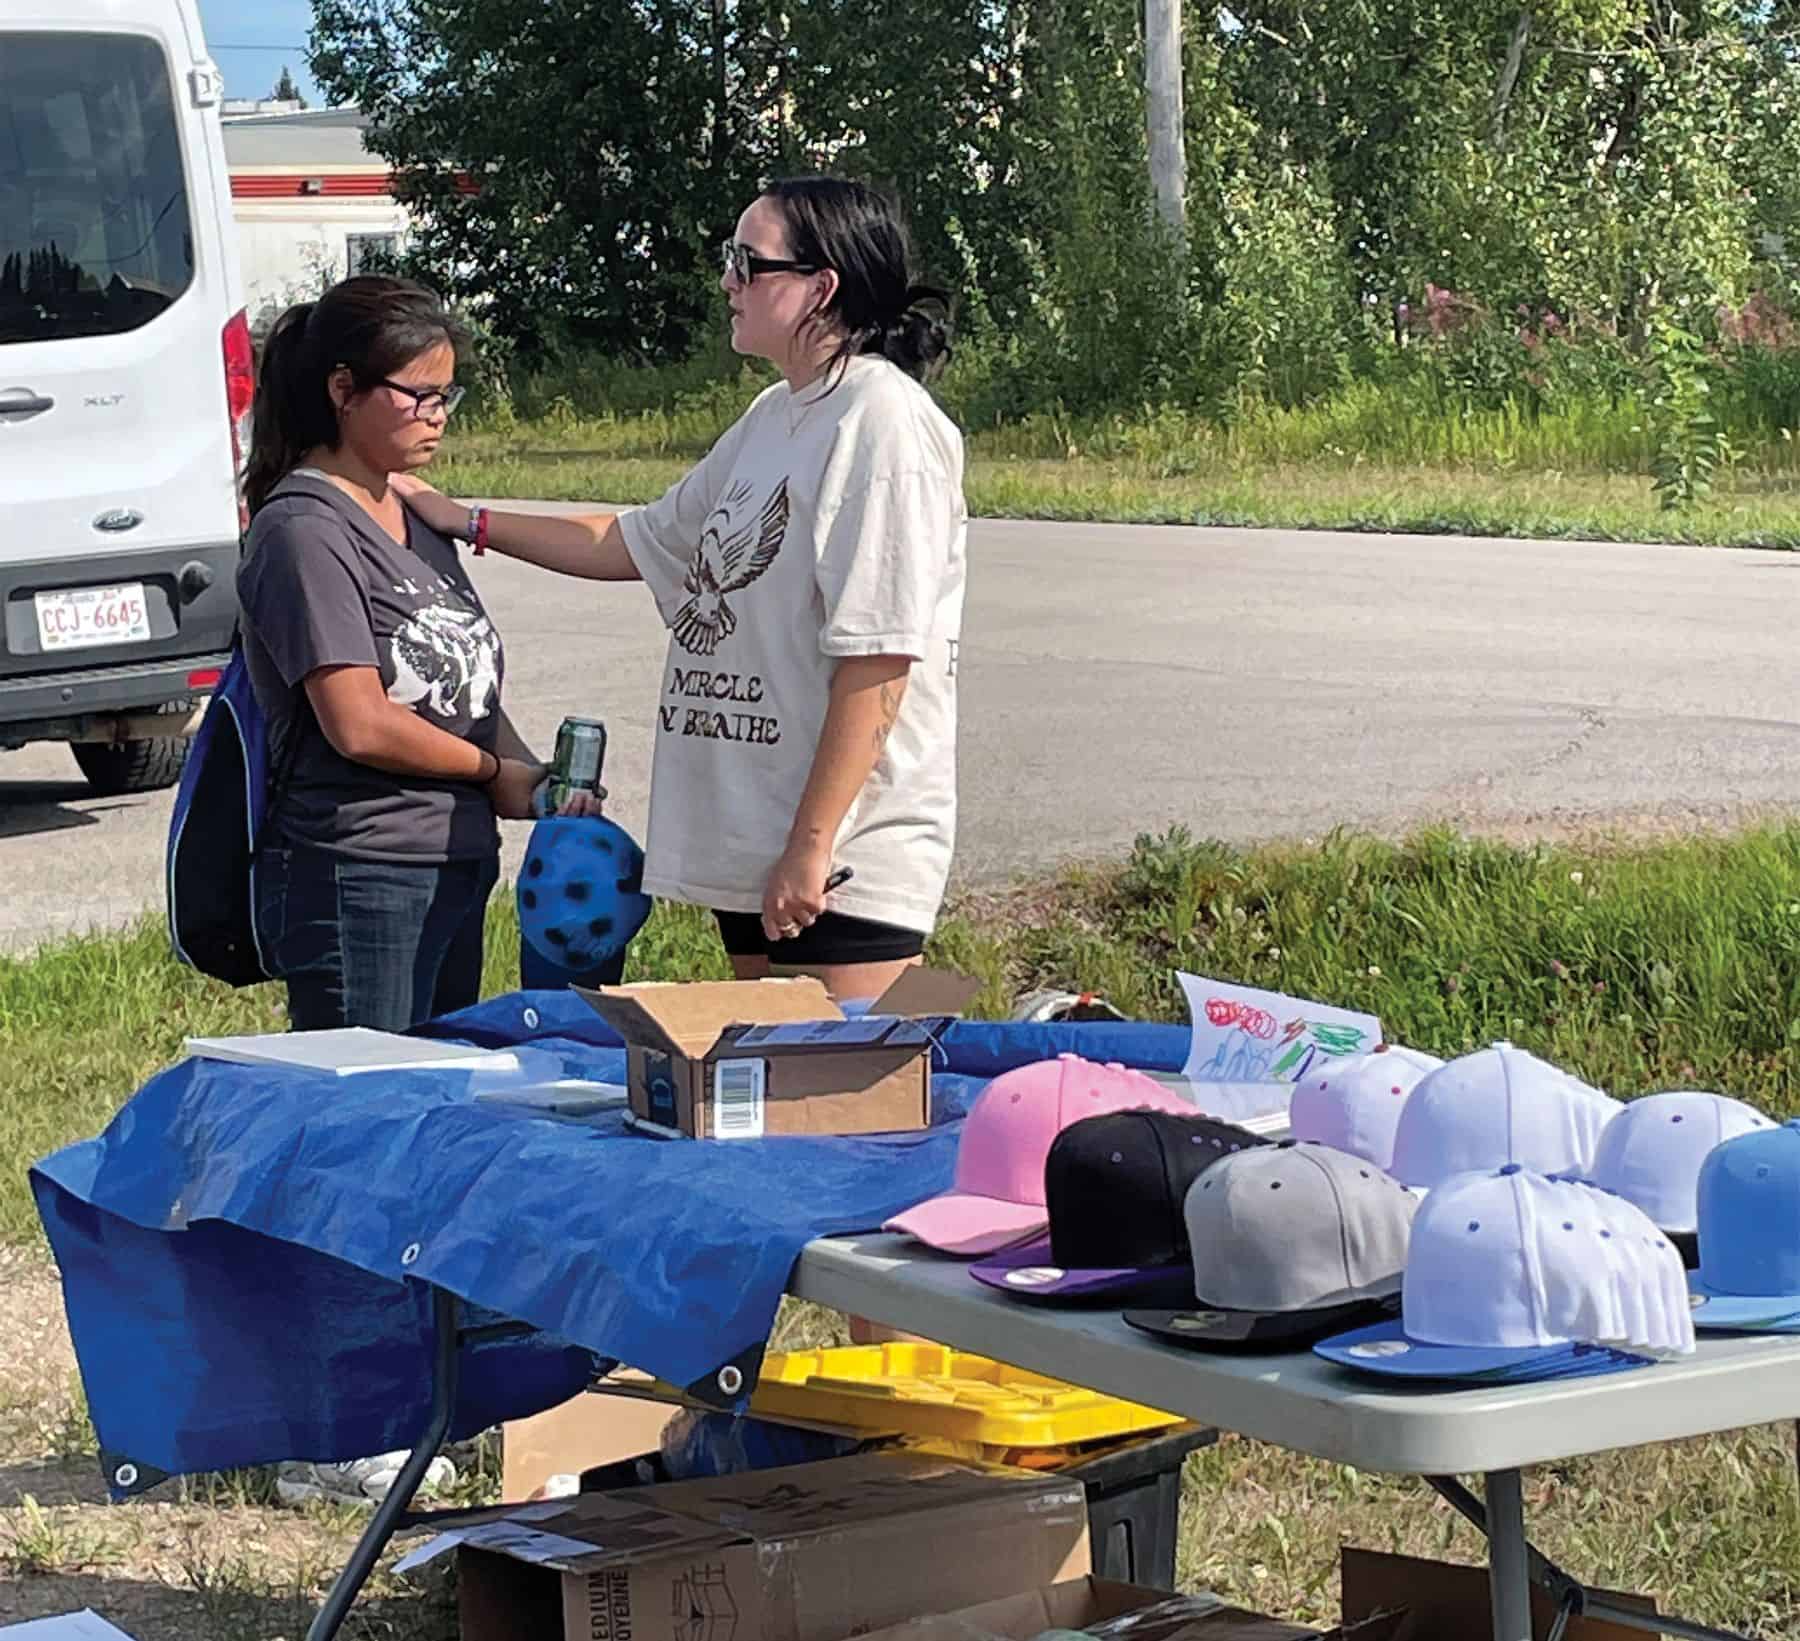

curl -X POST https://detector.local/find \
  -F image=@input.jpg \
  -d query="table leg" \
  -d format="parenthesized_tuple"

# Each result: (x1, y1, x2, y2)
(1485, 1470, 1534, 1641)
(307, 1286, 461, 1641)
(1429, 1473, 1754, 1641)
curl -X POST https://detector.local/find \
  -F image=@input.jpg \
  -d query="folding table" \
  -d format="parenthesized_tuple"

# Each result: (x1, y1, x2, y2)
(308, 1231, 1791, 1641)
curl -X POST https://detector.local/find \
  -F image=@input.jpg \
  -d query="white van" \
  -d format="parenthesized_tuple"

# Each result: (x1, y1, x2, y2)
(1, 0, 249, 793)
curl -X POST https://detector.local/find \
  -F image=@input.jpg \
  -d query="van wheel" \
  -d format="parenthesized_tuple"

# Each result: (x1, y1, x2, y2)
(72, 704, 193, 795)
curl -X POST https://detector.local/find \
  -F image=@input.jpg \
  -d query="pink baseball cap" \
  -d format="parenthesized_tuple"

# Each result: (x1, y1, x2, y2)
(884, 1054, 1194, 1256)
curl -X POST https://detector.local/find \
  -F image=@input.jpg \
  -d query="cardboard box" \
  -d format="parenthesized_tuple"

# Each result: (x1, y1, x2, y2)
(576, 970, 977, 1139)
(1339, 1548, 1657, 1640)
(850, 1576, 1405, 1641)
(453, 1451, 1092, 1641)
(501, 1377, 679, 1503)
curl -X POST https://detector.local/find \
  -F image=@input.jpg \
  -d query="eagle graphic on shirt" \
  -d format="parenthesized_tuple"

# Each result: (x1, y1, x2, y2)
(386, 602, 500, 719)
(671, 478, 790, 656)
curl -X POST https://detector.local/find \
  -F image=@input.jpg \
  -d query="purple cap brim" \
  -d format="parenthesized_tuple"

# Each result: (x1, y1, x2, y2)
(968, 1236, 1195, 1306)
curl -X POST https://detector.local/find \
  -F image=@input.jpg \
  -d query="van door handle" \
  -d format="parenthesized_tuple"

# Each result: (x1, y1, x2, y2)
(0, 392, 54, 417)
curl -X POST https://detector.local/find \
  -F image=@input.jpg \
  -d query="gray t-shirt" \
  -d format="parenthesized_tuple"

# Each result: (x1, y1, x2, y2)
(237, 472, 504, 862)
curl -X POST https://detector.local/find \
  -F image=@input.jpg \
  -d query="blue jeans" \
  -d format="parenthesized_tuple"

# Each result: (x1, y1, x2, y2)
(254, 845, 500, 1032)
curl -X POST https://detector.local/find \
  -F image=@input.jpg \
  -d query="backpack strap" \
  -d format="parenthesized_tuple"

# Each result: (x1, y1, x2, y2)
(244, 474, 358, 863)
(250, 687, 309, 868)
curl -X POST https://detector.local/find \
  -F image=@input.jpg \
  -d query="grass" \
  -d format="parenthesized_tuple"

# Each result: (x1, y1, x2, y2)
(0, 1494, 120, 1577)
(8, 824, 1800, 1246)
(430, 369, 1800, 546)
(8, 825, 1800, 1634)
(1177, 1424, 1800, 1634)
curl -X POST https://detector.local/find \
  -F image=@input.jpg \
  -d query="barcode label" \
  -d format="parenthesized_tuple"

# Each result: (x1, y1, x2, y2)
(712, 1058, 766, 1140)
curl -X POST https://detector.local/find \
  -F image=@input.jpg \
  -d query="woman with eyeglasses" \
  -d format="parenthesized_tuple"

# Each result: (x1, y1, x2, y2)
(236, 274, 598, 1032)
(396, 178, 966, 1002)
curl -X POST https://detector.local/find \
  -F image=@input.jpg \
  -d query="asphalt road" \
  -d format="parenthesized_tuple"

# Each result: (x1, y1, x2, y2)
(4, 516, 1797, 954)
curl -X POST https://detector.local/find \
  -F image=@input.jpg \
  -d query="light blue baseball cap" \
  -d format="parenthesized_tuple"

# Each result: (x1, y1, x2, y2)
(1688, 1119, 1800, 1331)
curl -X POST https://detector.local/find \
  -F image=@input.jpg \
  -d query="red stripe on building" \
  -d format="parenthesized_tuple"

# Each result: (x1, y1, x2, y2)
(230, 172, 479, 199)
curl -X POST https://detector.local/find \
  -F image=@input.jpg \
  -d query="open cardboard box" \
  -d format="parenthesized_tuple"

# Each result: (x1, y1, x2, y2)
(850, 1574, 1404, 1641)
(843, 1543, 1662, 1641)
(500, 1373, 679, 1503)
(447, 1451, 1091, 1641)
(1340, 1548, 1657, 1640)
(576, 969, 978, 1138)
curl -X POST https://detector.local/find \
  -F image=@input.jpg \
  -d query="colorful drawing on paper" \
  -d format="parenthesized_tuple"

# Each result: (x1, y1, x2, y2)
(1179, 973, 1381, 1085)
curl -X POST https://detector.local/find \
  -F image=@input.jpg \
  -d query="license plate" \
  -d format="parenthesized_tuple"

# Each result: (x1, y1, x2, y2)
(34, 583, 151, 652)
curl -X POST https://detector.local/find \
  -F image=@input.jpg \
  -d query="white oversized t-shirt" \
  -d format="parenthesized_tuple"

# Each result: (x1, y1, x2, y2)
(619, 355, 967, 934)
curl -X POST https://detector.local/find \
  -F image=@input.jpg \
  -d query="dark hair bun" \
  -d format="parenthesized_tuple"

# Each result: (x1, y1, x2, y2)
(873, 282, 952, 380)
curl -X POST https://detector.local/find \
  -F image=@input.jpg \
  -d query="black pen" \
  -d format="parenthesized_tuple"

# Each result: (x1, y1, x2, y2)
(824, 866, 854, 893)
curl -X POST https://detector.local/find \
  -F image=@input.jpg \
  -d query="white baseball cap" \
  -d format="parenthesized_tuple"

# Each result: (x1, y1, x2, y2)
(1316, 1166, 1695, 1381)
(1287, 1045, 1443, 1171)
(1389, 1043, 1621, 1190)
(1591, 1090, 1773, 1235)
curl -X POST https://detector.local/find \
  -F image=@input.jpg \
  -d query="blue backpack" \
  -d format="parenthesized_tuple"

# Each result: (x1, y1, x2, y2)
(164, 640, 302, 987)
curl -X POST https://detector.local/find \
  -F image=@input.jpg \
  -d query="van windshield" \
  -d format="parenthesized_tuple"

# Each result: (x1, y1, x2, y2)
(0, 33, 196, 345)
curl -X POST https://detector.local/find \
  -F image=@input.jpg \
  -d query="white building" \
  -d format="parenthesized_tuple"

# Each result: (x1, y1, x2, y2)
(221, 106, 414, 325)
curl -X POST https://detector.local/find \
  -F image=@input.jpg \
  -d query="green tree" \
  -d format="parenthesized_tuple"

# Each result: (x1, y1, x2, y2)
(270, 65, 309, 108)
(310, 0, 788, 358)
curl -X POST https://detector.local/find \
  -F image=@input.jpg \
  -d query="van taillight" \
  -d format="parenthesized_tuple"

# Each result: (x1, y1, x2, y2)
(222, 309, 255, 531)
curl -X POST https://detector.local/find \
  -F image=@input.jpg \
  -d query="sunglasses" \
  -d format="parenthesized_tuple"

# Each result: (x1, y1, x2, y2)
(720, 238, 820, 286)
(378, 378, 466, 420)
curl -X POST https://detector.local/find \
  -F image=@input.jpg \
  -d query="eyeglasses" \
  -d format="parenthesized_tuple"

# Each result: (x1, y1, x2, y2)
(378, 378, 466, 420)
(720, 238, 819, 286)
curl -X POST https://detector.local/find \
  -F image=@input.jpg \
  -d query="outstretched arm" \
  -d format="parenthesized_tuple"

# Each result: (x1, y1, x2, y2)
(390, 474, 640, 582)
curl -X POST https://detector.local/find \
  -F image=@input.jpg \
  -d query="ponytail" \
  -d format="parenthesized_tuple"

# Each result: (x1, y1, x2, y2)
(243, 302, 335, 518)
(242, 275, 466, 519)
(761, 177, 957, 388)
(863, 281, 953, 383)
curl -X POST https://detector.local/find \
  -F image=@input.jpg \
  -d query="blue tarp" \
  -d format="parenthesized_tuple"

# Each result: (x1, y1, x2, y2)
(30, 993, 1188, 1495)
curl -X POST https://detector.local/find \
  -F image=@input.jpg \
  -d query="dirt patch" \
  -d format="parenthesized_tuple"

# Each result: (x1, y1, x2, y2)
(0, 1246, 80, 1471)
(0, 1249, 453, 1640)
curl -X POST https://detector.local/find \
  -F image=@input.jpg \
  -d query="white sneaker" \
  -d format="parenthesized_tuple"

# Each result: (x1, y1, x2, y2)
(275, 1451, 457, 1508)
(1009, 987, 1128, 1023)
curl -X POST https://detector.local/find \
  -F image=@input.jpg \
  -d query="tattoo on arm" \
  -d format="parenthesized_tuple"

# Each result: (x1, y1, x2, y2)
(873, 678, 905, 755)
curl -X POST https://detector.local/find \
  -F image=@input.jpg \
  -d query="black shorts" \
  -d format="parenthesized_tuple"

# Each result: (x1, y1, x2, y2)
(713, 908, 926, 966)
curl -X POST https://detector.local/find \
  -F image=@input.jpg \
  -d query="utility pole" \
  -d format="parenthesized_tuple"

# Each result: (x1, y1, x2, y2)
(1144, 0, 1186, 240)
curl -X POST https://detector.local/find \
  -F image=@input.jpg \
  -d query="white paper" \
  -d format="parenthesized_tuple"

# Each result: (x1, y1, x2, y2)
(0, 1615, 142, 1640)
(185, 1028, 520, 1078)
(1177, 973, 1381, 1088)
(393, 1528, 474, 1574)
(393, 1515, 597, 1575)
(711, 1057, 766, 1139)
(1142, 1073, 1297, 1128)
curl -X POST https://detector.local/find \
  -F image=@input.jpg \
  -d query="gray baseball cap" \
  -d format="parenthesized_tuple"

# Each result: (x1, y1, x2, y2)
(1125, 1140, 1419, 1349)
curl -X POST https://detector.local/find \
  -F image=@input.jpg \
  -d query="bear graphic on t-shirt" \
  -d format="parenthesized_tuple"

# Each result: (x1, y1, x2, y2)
(387, 601, 500, 720)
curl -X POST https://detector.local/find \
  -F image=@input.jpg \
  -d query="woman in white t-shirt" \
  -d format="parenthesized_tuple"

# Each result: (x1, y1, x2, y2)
(395, 178, 967, 1001)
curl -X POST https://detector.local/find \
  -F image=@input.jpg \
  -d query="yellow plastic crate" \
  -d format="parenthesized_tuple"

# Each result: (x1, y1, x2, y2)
(748, 1343, 1182, 1450)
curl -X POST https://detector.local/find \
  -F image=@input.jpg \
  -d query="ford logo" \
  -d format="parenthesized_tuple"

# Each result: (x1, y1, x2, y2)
(93, 508, 144, 533)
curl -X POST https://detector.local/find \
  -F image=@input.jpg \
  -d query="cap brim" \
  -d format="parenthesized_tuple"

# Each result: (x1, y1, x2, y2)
(1314, 1318, 1652, 1381)
(1686, 1271, 1800, 1332)
(1124, 1292, 1400, 1352)
(969, 1238, 1195, 1306)
(882, 1193, 1048, 1257)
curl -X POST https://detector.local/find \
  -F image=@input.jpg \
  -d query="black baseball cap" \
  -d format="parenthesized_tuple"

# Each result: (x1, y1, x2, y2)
(969, 1110, 1270, 1305)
